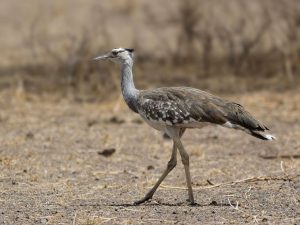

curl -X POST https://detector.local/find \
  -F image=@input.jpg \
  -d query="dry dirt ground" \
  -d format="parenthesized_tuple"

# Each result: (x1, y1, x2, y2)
(0, 89, 299, 225)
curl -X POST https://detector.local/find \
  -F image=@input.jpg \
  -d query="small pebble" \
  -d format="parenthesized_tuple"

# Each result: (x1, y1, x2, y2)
(98, 148, 116, 157)
(147, 165, 154, 170)
(210, 200, 218, 206)
(108, 116, 125, 124)
(26, 132, 34, 139)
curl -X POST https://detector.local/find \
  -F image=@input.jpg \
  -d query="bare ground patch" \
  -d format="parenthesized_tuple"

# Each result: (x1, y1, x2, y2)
(0, 89, 299, 224)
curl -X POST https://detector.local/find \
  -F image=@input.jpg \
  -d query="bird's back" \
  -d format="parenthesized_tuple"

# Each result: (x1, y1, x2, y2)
(137, 87, 268, 133)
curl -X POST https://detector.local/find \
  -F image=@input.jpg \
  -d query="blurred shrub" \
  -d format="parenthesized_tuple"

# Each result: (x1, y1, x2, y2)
(1, 0, 299, 99)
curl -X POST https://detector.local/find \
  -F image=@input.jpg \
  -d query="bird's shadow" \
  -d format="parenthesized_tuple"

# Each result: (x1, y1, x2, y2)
(106, 202, 201, 207)
(77, 199, 236, 208)
(105, 200, 233, 208)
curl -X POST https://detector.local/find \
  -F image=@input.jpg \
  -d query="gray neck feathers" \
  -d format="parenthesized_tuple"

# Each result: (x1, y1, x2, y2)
(120, 59, 139, 113)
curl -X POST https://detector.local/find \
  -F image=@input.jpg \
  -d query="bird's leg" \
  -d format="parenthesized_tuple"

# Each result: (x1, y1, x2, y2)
(134, 143, 177, 205)
(174, 138, 195, 205)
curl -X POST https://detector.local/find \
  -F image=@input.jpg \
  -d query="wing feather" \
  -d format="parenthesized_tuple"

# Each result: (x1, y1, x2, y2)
(138, 87, 268, 131)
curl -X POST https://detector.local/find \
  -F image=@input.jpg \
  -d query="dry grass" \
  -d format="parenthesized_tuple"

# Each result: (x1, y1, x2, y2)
(0, 88, 299, 224)
(0, 0, 299, 99)
(0, 1, 299, 224)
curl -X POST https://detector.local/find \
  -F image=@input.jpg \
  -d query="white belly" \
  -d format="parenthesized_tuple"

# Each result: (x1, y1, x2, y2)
(139, 114, 210, 131)
(140, 116, 166, 131)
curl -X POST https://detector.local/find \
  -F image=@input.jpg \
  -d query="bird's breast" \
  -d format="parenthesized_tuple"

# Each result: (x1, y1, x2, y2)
(139, 114, 166, 131)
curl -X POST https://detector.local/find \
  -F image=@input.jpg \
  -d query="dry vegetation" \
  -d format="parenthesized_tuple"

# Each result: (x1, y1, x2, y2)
(0, 0, 300, 224)
(0, 88, 300, 224)
(0, 0, 299, 99)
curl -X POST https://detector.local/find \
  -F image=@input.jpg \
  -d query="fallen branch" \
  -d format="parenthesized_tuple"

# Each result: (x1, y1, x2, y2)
(259, 154, 300, 159)
(159, 174, 300, 190)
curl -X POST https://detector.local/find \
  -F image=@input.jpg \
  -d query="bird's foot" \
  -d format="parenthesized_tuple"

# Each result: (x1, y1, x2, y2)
(134, 195, 153, 205)
(186, 198, 196, 206)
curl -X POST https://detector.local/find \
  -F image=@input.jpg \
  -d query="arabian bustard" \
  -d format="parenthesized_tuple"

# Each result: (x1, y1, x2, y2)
(94, 48, 275, 205)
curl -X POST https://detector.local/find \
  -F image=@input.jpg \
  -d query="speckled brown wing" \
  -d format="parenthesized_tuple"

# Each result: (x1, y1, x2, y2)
(137, 88, 193, 125)
(138, 87, 268, 131)
(138, 87, 227, 126)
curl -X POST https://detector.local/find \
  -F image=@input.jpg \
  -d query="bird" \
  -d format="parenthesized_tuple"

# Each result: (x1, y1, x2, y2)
(94, 47, 276, 205)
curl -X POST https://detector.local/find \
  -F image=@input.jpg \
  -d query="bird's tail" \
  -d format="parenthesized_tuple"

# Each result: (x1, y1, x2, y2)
(250, 130, 276, 141)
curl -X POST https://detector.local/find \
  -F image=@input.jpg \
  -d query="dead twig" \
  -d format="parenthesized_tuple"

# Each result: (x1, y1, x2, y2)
(159, 174, 300, 190)
(227, 197, 260, 224)
(72, 211, 77, 225)
(97, 216, 115, 224)
(259, 154, 300, 159)
(142, 218, 177, 223)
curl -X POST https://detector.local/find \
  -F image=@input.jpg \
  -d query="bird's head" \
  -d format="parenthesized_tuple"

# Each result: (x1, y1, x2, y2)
(94, 47, 134, 64)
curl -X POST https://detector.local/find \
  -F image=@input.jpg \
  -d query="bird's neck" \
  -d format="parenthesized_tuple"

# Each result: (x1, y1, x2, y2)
(120, 59, 139, 112)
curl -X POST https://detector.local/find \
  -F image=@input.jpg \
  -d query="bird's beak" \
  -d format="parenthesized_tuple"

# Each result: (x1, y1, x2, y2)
(93, 53, 110, 61)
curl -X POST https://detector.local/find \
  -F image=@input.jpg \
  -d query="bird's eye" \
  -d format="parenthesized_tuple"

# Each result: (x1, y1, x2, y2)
(112, 51, 118, 56)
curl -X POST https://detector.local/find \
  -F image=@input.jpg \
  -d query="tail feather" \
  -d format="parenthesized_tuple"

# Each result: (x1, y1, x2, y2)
(250, 130, 276, 141)
(224, 102, 269, 132)
(222, 121, 276, 141)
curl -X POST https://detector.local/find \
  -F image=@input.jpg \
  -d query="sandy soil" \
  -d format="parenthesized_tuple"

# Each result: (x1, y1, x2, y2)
(0, 89, 299, 225)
